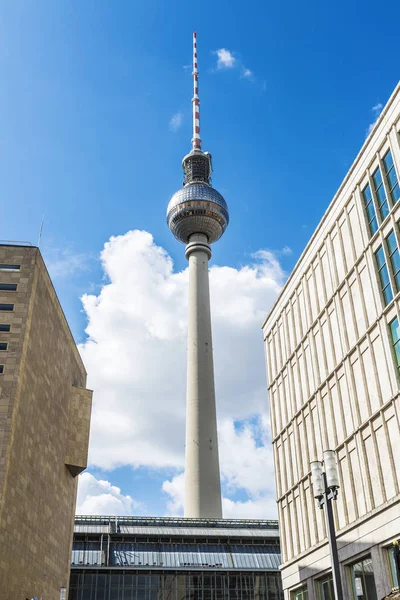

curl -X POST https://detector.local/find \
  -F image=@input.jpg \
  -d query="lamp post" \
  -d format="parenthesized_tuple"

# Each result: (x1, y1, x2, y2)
(311, 450, 343, 600)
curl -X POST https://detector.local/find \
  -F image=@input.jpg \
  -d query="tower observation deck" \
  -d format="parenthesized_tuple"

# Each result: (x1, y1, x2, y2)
(166, 32, 229, 519)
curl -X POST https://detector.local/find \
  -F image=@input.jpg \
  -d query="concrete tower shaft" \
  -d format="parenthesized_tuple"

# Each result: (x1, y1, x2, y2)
(166, 33, 228, 518)
(184, 234, 222, 518)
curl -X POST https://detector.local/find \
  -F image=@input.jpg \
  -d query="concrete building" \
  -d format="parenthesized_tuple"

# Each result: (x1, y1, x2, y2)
(0, 243, 92, 599)
(263, 81, 400, 600)
(166, 33, 229, 519)
(69, 516, 283, 600)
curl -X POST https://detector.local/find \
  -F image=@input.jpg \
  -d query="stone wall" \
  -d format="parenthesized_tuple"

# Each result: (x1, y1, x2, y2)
(0, 245, 92, 599)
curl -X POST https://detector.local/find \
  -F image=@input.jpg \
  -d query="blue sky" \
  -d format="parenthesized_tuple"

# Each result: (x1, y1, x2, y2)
(1, 1, 399, 517)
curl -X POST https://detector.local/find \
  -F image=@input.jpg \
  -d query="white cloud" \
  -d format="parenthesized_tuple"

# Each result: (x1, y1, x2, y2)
(367, 102, 383, 135)
(162, 416, 277, 519)
(79, 230, 287, 517)
(169, 111, 183, 132)
(242, 68, 253, 79)
(215, 48, 236, 69)
(76, 472, 140, 515)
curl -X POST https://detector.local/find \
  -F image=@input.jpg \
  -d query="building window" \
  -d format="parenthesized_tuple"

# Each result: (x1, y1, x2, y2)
(0, 365, 3, 374)
(386, 231, 400, 292)
(318, 575, 334, 600)
(383, 149, 400, 204)
(375, 246, 393, 305)
(0, 342, 8, 351)
(0, 283, 17, 292)
(0, 304, 14, 311)
(389, 317, 400, 374)
(0, 264, 20, 272)
(372, 167, 389, 220)
(362, 184, 378, 235)
(350, 556, 377, 599)
(0, 324, 10, 332)
(292, 586, 308, 600)
(388, 545, 400, 588)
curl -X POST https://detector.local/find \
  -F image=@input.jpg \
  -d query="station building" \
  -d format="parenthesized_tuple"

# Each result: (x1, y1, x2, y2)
(69, 516, 283, 600)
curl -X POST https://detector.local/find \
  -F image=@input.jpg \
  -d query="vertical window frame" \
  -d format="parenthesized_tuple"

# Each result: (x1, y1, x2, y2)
(362, 182, 379, 236)
(382, 148, 400, 205)
(375, 244, 393, 306)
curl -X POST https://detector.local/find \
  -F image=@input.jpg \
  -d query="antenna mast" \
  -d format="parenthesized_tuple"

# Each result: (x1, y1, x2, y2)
(192, 32, 201, 151)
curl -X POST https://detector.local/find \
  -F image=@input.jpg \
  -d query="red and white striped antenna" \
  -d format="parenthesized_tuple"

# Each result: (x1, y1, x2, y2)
(192, 32, 201, 151)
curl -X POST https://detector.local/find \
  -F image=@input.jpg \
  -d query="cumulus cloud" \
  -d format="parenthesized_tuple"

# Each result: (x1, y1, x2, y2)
(367, 102, 383, 136)
(169, 111, 183, 132)
(79, 230, 287, 517)
(77, 472, 141, 515)
(215, 48, 236, 69)
(162, 416, 277, 518)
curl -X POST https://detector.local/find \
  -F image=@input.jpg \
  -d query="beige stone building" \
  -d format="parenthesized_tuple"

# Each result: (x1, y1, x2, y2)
(0, 244, 92, 599)
(263, 82, 400, 600)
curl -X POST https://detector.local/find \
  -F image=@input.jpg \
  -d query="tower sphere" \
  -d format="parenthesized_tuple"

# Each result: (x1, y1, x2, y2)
(167, 183, 229, 244)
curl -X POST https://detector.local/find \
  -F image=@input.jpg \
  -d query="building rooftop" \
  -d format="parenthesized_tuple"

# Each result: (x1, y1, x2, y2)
(74, 516, 280, 538)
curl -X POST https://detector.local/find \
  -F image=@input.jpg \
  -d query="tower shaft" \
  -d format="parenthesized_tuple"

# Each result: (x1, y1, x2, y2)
(184, 234, 222, 518)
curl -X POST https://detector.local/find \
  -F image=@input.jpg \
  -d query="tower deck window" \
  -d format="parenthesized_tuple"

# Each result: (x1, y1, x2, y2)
(0, 283, 17, 291)
(0, 264, 20, 272)
(0, 342, 8, 351)
(0, 304, 14, 311)
(0, 324, 10, 332)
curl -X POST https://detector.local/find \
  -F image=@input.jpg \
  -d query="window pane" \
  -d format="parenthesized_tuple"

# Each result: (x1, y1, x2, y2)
(391, 183, 400, 203)
(379, 265, 390, 288)
(386, 231, 397, 254)
(388, 168, 398, 189)
(391, 250, 400, 274)
(0, 264, 20, 271)
(383, 284, 393, 304)
(363, 185, 373, 203)
(366, 201, 376, 221)
(390, 318, 400, 344)
(372, 168, 383, 187)
(369, 217, 378, 234)
(379, 201, 389, 219)
(0, 304, 14, 311)
(0, 324, 10, 332)
(0, 283, 17, 291)
(383, 150, 394, 172)
(394, 341, 400, 369)
(375, 247, 386, 268)
(0, 343, 7, 351)
(0, 366, 4, 374)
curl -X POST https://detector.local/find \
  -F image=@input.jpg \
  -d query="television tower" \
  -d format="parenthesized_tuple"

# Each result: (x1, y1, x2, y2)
(166, 32, 229, 518)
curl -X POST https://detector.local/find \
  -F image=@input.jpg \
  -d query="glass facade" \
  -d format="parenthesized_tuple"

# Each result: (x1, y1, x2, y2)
(383, 150, 400, 204)
(372, 167, 389, 220)
(350, 557, 377, 600)
(375, 246, 393, 305)
(68, 571, 284, 600)
(362, 184, 378, 235)
(389, 317, 400, 374)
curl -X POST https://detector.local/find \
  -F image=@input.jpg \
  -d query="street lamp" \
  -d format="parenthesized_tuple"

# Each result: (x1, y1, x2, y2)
(310, 450, 343, 600)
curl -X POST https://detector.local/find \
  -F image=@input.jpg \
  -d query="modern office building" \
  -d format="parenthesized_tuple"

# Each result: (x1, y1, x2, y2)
(69, 516, 283, 600)
(263, 81, 400, 600)
(166, 33, 229, 519)
(0, 243, 92, 599)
